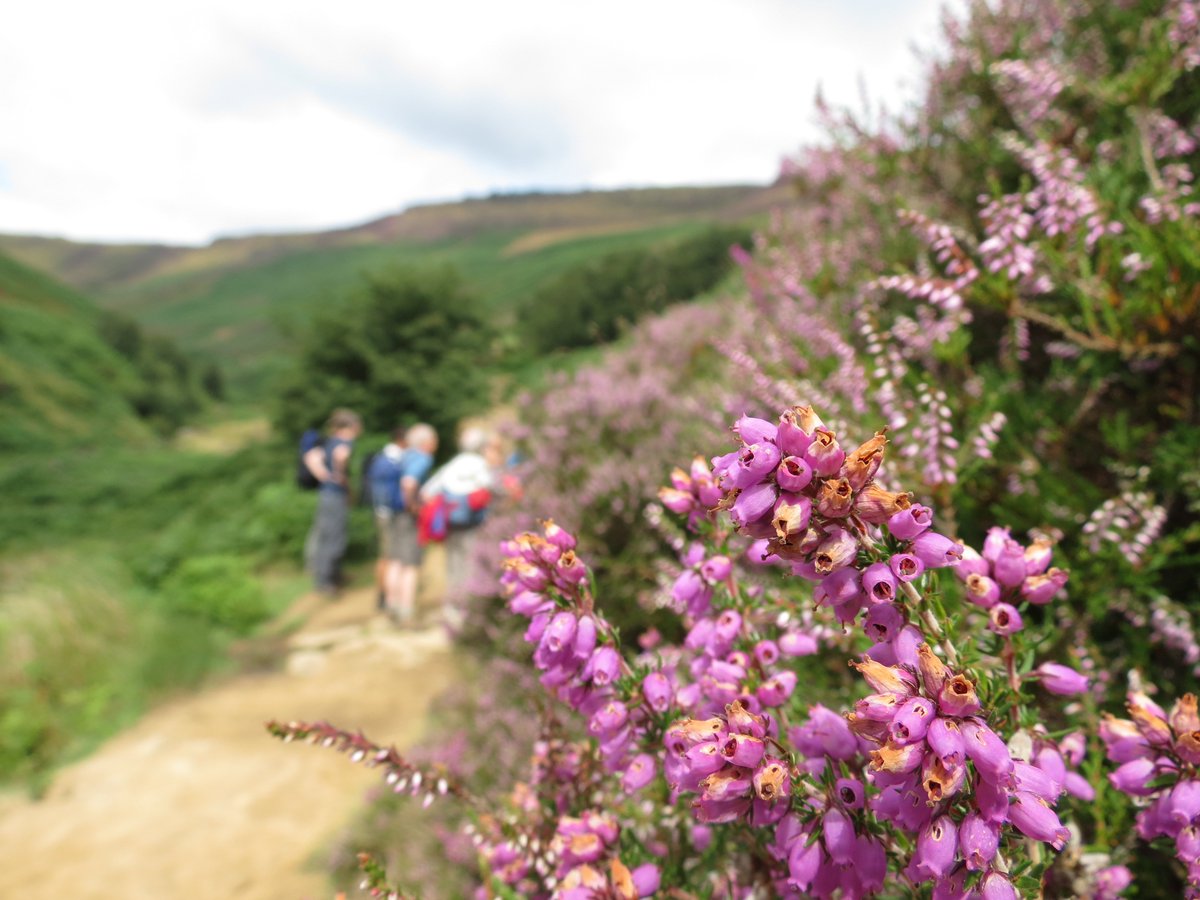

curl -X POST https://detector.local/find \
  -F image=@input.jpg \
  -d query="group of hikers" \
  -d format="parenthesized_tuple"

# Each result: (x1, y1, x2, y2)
(299, 408, 508, 625)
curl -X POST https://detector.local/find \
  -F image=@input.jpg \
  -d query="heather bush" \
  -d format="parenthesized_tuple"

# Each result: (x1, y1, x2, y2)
(275, 1, 1200, 896)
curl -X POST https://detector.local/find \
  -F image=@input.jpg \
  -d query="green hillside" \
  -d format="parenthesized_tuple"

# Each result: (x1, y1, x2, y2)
(0, 253, 156, 450)
(0, 185, 785, 397)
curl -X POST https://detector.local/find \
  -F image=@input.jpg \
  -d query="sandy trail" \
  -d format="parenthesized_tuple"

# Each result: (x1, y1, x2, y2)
(0, 585, 457, 900)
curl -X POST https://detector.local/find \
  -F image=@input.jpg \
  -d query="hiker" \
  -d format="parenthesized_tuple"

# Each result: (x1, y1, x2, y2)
(366, 427, 407, 610)
(376, 422, 437, 624)
(421, 427, 499, 595)
(303, 408, 362, 596)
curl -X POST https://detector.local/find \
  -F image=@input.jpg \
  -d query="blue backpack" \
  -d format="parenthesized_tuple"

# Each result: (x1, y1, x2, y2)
(368, 451, 407, 511)
(296, 430, 322, 490)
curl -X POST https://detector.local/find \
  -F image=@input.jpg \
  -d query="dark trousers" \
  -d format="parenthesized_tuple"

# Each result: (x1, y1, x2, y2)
(306, 490, 348, 591)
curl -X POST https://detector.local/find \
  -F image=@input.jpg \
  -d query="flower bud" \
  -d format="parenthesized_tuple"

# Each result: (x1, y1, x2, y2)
(543, 519, 577, 550)
(775, 455, 814, 491)
(982, 526, 1011, 562)
(1009, 790, 1070, 848)
(1033, 662, 1089, 696)
(1128, 692, 1173, 747)
(960, 813, 999, 871)
(730, 482, 778, 529)
(961, 718, 1014, 782)
(622, 753, 657, 793)
(734, 414, 778, 446)
(910, 531, 964, 568)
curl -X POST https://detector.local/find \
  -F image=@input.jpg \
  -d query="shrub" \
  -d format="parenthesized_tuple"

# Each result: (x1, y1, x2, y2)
(160, 555, 270, 635)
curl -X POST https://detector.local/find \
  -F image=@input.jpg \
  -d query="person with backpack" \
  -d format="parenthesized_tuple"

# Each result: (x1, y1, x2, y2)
(370, 422, 437, 625)
(302, 408, 363, 597)
(420, 427, 499, 596)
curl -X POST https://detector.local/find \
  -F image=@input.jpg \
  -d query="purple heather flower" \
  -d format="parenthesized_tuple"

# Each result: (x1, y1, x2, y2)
(1014, 760, 1063, 800)
(786, 833, 823, 890)
(630, 863, 660, 898)
(913, 815, 958, 880)
(779, 629, 818, 656)
(814, 528, 859, 575)
(721, 732, 766, 767)
(541, 612, 578, 655)
(978, 871, 1019, 900)
(822, 806, 857, 865)
(804, 428, 846, 477)
(964, 573, 1001, 608)
(753, 639, 780, 667)
(1009, 790, 1070, 848)
(1168, 779, 1200, 826)
(855, 692, 901, 722)
(890, 552, 925, 582)
(772, 492, 812, 540)
(672, 570, 712, 617)
(757, 671, 797, 707)
(730, 482, 777, 528)
(836, 777, 865, 809)
(584, 646, 621, 687)
(938, 674, 983, 717)
(622, 753, 657, 792)
(955, 544, 989, 580)
(1094, 865, 1133, 900)
(1064, 771, 1095, 801)
(975, 776, 1010, 823)
(887, 504, 934, 541)
(854, 834, 887, 892)
(777, 406, 820, 456)
(797, 704, 859, 760)
(713, 609, 743, 645)
(863, 602, 904, 644)
(910, 531, 964, 568)
(729, 441, 782, 488)
(961, 718, 1014, 782)
(1109, 757, 1159, 796)
(734, 414, 778, 446)
(960, 812, 999, 871)
(1022, 568, 1068, 605)
(642, 671, 673, 713)
(992, 539, 1028, 587)
(890, 697, 936, 746)
(862, 561, 897, 603)
(776, 456, 814, 491)
(819, 567, 862, 607)
(701, 555, 732, 583)
(1178, 825, 1200, 863)
(1023, 538, 1054, 575)
(752, 757, 791, 804)
(928, 718, 966, 766)
(982, 527, 1012, 561)
(1034, 662, 1090, 696)
(988, 602, 1023, 635)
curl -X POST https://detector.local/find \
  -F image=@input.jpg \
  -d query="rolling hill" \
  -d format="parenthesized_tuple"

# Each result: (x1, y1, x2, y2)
(0, 184, 787, 396)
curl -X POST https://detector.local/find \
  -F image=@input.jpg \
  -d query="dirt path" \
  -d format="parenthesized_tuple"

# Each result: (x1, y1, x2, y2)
(0, 585, 458, 900)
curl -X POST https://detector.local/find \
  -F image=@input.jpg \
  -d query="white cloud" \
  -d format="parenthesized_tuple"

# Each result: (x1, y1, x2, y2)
(0, 0, 955, 244)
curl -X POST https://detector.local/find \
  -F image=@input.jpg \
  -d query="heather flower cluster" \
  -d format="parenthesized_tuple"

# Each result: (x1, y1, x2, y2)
(1102, 689, 1200, 896)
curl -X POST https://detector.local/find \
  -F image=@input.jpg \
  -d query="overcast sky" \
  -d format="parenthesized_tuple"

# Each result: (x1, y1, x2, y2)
(0, 0, 954, 246)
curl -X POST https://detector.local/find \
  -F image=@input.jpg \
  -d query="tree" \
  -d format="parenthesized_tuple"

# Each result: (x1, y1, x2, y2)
(274, 265, 493, 448)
